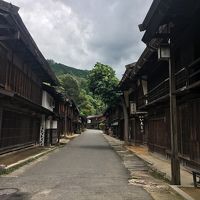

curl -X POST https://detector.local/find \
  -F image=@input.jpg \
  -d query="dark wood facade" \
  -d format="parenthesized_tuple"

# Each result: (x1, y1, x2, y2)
(119, 64, 148, 144)
(59, 99, 80, 135)
(87, 115, 105, 130)
(0, 1, 58, 152)
(104, 105, 124, 140)
(120, 0, 200, 169)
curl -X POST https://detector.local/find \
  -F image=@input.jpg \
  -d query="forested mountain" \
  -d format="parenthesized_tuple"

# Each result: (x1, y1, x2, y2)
(48, 59, 89, 78)
(47, 59, 105, 116)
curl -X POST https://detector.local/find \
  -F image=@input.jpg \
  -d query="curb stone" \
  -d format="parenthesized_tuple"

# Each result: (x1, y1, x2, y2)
(0, 147, 57, 175)
(5, 147, 57, 170)
(169, 185, 195, 200)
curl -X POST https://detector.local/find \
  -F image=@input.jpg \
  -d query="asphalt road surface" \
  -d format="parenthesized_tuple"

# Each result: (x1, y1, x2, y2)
(0, 130, 152, 200)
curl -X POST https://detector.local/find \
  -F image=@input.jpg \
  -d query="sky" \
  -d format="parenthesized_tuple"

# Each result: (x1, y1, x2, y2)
(10, 0, 153, 78)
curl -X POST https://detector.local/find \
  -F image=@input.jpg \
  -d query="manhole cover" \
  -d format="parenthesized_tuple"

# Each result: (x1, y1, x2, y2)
(0, 188, 18, 196)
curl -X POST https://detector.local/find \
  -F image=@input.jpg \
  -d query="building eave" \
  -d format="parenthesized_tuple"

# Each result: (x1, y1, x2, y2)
(139, 0, 173, 44)
(0, 0, 58, 85)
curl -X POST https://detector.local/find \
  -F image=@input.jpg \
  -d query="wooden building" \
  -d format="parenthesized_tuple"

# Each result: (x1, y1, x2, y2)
(0, 1, 59, 153)
(0, 1, 82, 153)
(121, 0, 200, 169)
(53, 95, 80, 137)
(104, 104, 124, 140)
(80, 115, 87, 131)
(70, 100, 81, 134)
(86, 115, 105, 130)
(41, 84, 67, 145)
(119, 63, 148, 145)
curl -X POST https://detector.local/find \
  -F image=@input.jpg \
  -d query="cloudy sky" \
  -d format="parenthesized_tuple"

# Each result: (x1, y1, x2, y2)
(10, 0, 153, 78)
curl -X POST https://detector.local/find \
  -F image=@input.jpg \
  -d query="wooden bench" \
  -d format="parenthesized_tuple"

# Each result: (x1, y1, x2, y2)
(192, 170, 200, 187)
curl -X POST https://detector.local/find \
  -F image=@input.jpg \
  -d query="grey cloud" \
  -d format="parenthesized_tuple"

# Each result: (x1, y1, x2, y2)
(10, 0, 153, 78)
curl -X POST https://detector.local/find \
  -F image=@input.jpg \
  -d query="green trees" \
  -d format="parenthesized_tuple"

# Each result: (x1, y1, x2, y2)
(88, 62, 119, 107)
(49, 60, 119, 116)
(58, 74, 80, 104)
(56, 73, 104, 116)
(48, 59, 89, 78)
(78, 90, 104, 116)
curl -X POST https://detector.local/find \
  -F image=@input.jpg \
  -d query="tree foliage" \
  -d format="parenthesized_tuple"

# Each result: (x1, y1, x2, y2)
(57, 74, 80, 104)
(48, 59, 89, 78)
(49, 60, 117, 116)
(56, 72, 105, 116)
(78, 90, 105, 116)
(88, 62, 119, 106)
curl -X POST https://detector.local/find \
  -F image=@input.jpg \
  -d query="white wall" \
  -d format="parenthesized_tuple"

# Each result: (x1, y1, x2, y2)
(52, 120, 57, 129)
(46, 119, 51, 129)
(45, 119, 57, 129)
(42, 91, 55, 112)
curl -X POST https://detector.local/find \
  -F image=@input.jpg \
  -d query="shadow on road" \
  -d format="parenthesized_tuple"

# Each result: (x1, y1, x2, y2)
(0, 188, 30, 200)
(78, 145, 111, 150)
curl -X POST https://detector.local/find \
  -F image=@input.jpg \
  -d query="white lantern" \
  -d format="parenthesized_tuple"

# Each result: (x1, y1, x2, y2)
(158, 44, 170, 60)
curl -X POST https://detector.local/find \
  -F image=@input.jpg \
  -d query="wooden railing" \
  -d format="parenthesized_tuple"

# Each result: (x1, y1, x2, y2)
(175, 57, 200, 90)
(138, 94, 148, 108)
(138, 78, 169, 108)
(138, 57, 200, 107)
(188, 57, 200, 86)
(175, 68, 188, 89)
(148, 78, 169, 103)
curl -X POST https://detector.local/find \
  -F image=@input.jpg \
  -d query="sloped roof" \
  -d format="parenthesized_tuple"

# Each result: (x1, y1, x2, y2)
(0, 0, 58, 85)
(139, 0, 173, 43)
(118, 62, 136, 90)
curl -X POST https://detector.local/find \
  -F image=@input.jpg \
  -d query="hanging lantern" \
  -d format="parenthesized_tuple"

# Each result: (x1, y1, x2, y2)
(158, 43, 170, 60)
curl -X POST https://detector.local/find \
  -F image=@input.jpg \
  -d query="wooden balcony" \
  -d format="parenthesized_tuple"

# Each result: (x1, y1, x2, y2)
(175, 57, 200, 92)
(188, 57, 200, 88)
(138, 58, 200, 108)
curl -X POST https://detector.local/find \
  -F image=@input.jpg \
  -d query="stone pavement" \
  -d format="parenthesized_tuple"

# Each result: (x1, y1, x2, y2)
(104, 135, 200, 200)
(126, 145, 193, 186)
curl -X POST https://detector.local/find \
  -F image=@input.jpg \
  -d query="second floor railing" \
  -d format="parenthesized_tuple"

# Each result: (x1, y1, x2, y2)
(137, 57, 200, 108)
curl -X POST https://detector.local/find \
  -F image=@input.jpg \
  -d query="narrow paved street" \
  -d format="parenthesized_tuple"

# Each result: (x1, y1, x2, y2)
(0, 130, 152, 200)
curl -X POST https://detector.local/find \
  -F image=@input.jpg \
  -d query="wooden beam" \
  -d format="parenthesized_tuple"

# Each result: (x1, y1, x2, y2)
(0, 35, 15, 40)
(0, 88, 14, 97)
(0, 32, 20, 41)
(0, 24, 12, 29)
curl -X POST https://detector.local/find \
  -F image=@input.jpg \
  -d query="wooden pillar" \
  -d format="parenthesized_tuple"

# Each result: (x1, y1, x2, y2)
(120, 95, 129, 144)
(169, 39, 181, 185)
(64, 110, 67, 135)
(0, 107, 3, 148)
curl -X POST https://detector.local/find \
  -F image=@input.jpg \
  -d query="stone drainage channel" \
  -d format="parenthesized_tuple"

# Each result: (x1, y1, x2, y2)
(104, 136, 173, 195)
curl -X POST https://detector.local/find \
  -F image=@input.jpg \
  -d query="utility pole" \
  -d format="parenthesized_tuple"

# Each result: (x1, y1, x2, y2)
(168, 32, 181, 185)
